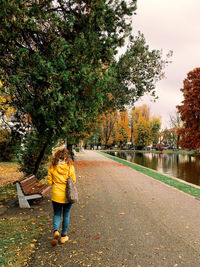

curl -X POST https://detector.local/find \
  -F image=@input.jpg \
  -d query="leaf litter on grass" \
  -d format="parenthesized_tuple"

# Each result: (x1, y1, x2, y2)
(0, 216, 47, 266)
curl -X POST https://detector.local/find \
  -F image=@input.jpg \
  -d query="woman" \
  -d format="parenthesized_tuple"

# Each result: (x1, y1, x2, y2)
(47, 148, 76, 246)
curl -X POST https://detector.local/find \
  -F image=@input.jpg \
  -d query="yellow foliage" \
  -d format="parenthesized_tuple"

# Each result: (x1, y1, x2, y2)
(0, 80, 15, 122)
(131, 104, 150, 124)
(133, 116, 152, 146)
(115, 109, 130, 145)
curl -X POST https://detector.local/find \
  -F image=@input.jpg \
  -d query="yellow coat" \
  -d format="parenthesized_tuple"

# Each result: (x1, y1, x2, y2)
(47, 163, 76, 204)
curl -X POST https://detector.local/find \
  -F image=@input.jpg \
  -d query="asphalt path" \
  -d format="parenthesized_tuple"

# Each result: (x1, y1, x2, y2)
(28, 150, 200, 267)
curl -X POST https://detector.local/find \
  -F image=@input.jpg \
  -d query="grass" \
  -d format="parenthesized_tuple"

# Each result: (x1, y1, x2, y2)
(0, 216, 48, 266)
(98, 151, 200, 199)
(102, 148, 194, 155)
(0, 183, 17, 205)
(0, 161, 48, 266)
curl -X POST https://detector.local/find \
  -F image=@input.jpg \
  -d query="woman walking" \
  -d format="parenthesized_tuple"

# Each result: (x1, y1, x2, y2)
(47, 148, 76, 246)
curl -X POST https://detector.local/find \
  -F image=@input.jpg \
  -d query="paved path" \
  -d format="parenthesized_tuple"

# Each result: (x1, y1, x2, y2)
(28, 150, 200, 266)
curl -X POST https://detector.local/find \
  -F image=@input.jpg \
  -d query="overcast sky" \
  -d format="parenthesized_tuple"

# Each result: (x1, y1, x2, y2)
(132, 0, 200, 128)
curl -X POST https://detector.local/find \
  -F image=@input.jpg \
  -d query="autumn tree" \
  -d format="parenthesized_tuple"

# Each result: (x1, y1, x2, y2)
(150, 116, 161, 145)
(130, 105, 161, 148)
(133, 116, 152, 149)
(115, 109, 130, 148)
(130, 104, 150, 145)
(0, 0, 170, 175)
(101, 111, 118, 148)
(131, 104, 150, 122)
(177, 68, 200, 150)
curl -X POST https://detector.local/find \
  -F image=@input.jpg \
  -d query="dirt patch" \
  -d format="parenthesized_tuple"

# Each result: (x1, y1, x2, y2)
(74, 160, 124, 167)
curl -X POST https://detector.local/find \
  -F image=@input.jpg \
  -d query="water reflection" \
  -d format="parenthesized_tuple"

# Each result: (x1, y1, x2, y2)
(107, 151, 200, 186)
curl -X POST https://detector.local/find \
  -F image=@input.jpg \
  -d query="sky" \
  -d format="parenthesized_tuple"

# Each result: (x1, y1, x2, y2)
(132, 0, 200, 128)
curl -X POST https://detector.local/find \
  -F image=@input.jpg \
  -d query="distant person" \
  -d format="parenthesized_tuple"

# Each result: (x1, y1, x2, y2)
(47, 148, 76, 246)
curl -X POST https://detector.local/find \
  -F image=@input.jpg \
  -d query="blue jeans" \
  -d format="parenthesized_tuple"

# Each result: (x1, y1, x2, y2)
(52, 201, 72, 236)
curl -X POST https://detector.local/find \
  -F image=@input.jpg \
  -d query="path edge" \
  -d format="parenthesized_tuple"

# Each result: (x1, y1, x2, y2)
(97, 151, 200, 199)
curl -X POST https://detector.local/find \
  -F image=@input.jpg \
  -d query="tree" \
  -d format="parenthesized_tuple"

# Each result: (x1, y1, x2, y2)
(87, 125, 102, 149)
(177, 68, 200, 150)
(160, 128, 174, 147)
(169, 111, 182, 149)
(133, 116, 152, 149)
(0, 80, 15, 125)
(101, 111, 118, 148)
(114, 33, 172, 106)
(130, 104, 150, 145)
(115, 109, 130, 148)
(0, 0, 170, 175)
(150, 116, 161, 145)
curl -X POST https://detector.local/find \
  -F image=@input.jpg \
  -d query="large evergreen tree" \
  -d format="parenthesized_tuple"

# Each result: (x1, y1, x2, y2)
(0, 0, 169, 175)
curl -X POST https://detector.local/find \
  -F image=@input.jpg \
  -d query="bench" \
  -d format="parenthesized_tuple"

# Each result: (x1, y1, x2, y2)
(14, 174, 51, 208)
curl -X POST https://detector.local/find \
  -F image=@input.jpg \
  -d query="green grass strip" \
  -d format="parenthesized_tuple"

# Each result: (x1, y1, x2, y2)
(98, 151, 200, 199)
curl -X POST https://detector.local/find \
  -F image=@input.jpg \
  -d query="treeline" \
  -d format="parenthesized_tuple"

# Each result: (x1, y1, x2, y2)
(86, 104, 161, 149)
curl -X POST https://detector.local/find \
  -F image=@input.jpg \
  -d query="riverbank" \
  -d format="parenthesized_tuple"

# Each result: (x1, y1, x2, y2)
(101, 148, 194, 154)
(98, 151, 200, 199)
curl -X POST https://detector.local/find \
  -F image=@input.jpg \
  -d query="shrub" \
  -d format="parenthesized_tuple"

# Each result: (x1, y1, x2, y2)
(0, 128, 21, 161)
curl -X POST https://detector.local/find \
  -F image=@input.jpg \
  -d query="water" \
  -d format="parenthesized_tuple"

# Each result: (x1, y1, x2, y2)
(106, 151, 200, 186)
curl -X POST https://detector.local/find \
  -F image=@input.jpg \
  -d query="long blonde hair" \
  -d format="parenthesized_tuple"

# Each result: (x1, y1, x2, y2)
(51, 148, 72, 168)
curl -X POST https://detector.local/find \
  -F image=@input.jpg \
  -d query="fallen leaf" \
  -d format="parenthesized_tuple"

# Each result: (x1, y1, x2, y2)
(145, 232, 152, 236)
(96, 251, 103, 255)
(92, 236, 100, 240)
(119, 212, 126, 215)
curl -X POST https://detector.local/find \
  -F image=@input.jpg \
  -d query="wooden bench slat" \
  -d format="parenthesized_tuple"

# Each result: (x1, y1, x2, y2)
(25, 184, 49, 195)
(14, 174, 51, 208)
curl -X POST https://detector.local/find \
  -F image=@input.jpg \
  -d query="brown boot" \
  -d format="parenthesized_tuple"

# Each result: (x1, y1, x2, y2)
(51, 230, 60, 246)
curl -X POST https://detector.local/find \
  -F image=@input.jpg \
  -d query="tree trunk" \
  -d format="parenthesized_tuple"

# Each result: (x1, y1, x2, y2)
(177, 134, 180, 149)
(33, 142, 48, 175)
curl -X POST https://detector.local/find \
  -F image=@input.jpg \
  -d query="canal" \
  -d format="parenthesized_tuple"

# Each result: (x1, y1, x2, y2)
(106, 151, 200, 186)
